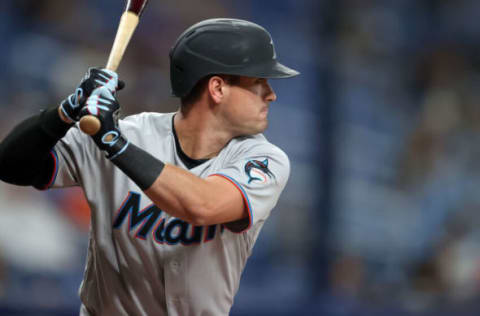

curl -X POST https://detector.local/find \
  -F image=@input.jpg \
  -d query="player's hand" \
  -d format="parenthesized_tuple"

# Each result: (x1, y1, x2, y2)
(79, 86, 129, 159)
(59, 68, 125, 123)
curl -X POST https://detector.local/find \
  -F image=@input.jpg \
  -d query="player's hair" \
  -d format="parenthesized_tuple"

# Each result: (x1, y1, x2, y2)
(180, 74, 241, 110)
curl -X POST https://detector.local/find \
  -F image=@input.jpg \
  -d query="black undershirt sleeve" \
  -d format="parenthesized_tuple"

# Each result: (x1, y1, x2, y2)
(0, 107, 72, 189)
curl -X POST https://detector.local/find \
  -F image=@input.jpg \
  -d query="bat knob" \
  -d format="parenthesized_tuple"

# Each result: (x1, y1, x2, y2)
(80, 115, 101, 135)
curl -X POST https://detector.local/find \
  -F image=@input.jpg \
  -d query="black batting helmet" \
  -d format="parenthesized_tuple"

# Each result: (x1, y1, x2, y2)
(169, 18, 300, 98)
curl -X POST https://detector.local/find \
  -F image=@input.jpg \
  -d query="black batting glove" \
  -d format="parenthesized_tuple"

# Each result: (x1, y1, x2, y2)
(60, 68, 125, 123)
(79, 86, 129, 159)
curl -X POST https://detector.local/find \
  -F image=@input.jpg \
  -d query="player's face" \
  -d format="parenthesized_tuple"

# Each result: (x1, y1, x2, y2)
(220, 76, 277, 136)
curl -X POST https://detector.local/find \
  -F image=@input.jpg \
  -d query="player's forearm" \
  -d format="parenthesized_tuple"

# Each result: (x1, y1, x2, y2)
(144, 165, 225, 225)
(0, 107, 71, 187)
(110, 144, 223, 225)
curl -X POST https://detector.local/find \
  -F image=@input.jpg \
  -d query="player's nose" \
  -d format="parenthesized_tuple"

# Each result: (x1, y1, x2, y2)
(264, 81, 277, 102)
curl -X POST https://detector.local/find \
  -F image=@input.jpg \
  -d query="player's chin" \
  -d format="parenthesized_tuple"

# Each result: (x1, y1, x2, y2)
(263, 118, 269, 129)
(255, 118, 269, 133)
(242, 120, 268, 136)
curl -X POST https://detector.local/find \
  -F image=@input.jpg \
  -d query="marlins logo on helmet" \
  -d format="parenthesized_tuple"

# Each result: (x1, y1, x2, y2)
(244, 159, 274, 184)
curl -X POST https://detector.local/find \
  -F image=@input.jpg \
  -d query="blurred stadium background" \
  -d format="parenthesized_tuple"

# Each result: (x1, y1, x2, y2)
(2, 0, 480, 315)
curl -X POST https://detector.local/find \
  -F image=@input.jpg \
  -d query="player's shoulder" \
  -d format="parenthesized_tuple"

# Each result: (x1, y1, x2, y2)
(119, 112, 175, 135)
(228, 133, 289, 164)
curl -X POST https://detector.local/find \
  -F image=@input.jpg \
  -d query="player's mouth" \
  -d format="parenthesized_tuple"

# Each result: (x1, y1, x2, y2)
(260, 105, 269, 116)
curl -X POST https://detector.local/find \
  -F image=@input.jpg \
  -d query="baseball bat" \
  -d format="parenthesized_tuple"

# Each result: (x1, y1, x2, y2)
(79, 0, 149, 136)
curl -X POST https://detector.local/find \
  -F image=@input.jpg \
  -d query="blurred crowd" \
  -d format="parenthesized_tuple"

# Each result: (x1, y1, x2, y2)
(2, 0, 480, 315)
(325, 0, 480, 315)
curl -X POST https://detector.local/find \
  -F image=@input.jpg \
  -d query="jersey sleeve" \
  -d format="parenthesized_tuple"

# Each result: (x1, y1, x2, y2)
(210, 142, 290, 233)
(45, 113, 154, 189)
(47, 126, 92, 188)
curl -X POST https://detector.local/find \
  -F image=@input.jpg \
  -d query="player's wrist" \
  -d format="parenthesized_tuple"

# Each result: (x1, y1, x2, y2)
(58, 105, 75, 125)
(40, 107, 74, 139)
(105, 133, 130, 159)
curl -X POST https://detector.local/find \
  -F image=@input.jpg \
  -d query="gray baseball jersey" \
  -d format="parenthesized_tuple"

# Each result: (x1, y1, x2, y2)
(49, 112, 290, 315)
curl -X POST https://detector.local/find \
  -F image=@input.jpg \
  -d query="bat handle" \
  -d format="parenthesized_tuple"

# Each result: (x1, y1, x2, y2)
(78, 63, 114, 136)
(78, 10, 139, 136)
(79, 115, 101, 136)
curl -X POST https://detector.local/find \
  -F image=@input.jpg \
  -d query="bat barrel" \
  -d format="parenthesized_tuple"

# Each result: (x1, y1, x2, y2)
(126, 0, 148, 16)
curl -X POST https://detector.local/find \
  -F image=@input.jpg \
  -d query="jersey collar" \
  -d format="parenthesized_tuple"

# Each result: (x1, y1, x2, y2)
(172, 114, 209, 169)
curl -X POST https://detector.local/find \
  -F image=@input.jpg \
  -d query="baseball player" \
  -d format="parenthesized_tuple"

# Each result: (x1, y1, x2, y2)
(0, 18, 299, 315)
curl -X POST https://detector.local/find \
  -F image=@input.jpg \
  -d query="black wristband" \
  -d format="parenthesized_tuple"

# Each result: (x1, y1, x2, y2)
(110, 143, 165, 190)
(40, 107, 73, 139)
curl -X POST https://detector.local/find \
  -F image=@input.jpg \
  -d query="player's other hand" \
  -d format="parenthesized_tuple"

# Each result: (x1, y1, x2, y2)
(79, 86, 128, 159)
(59, 68, 125, 123)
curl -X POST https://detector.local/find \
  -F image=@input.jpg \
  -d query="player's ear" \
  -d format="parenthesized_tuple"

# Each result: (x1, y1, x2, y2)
(208, 76, 228, 104)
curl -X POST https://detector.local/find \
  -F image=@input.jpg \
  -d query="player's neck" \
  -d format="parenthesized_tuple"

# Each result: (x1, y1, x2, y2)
(173, 110, 233, 160)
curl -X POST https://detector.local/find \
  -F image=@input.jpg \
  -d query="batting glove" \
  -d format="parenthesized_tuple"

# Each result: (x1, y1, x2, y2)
(79, 86, 129, 159)
(60, 68, 125, 123)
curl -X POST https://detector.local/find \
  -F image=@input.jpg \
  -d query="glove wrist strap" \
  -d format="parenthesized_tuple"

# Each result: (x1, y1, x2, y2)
(106, 135, 130, 160)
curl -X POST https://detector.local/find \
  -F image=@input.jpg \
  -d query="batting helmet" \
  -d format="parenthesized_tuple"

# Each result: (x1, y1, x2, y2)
(169, 18, 300, 98)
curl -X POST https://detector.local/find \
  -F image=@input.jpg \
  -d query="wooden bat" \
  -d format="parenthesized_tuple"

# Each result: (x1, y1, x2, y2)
(79, 0, 149, 136)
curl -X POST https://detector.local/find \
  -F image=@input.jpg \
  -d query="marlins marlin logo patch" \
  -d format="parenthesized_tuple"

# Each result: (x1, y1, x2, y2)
(245, 159, 274, 184)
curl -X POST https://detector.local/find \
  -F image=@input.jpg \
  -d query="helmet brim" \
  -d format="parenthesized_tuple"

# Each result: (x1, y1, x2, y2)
(239, 60, 300, 79)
